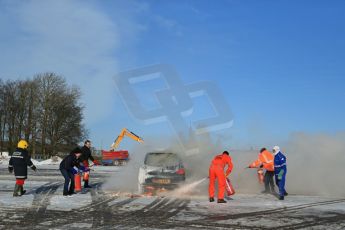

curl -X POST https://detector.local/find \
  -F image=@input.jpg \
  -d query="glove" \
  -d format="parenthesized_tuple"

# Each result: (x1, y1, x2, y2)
(278, 169, 284, 180)
(79, 165, 86, 171)
(31, 165, 37, 171)
(259, 164, 264, 168)
(71, 167, 78, 175)
(93, 160, 100, 166)
(8, 167, 13, 173)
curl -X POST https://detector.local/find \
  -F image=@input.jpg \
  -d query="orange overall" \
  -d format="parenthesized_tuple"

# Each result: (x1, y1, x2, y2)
(209, 154, 233, 199)
(249, 150, 274, 172)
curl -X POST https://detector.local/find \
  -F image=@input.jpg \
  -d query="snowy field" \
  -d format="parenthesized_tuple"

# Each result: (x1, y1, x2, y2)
(0, 161, 344, 229)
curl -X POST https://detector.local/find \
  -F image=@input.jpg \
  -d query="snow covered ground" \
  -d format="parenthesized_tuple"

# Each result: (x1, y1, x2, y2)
(0, 155, 62, 166)
(0, 164, 344, 229)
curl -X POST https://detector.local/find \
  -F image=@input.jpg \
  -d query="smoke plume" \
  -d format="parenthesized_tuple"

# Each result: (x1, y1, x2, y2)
(103, 131, 345, 198)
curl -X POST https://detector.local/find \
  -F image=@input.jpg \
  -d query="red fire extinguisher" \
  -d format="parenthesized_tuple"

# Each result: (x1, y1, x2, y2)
(83, 171, 89, 181)
(225, 177, 235, 196)
(74, 173, 82, 192)
(257, 169, 264, 184)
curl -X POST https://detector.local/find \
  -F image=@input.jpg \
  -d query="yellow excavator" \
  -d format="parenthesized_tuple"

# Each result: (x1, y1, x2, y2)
(110, 128, 144, 151)
(101, 128, 144, 166)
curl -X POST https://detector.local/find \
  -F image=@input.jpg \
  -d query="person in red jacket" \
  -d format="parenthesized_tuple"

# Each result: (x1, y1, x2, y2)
(248, 147, 276, 194)
(209, 151, 233, 203)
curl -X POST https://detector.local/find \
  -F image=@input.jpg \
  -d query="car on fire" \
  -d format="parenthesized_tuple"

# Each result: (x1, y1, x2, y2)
(138, 152, 186, 194)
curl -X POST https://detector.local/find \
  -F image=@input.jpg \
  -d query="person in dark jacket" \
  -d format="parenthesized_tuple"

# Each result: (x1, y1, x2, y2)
(80, 140, 99, 188)
(59, 147, 86, 196)
(8, 140, 37, 197)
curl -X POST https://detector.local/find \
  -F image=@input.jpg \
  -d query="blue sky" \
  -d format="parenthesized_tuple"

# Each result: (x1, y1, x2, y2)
(1, 0, 344, 151)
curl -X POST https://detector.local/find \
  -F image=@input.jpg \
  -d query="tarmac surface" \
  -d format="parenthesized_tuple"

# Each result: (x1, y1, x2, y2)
(0, 167, 344, 229)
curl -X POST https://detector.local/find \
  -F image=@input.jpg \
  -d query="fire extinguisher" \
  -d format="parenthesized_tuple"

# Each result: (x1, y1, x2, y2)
(74, 173, 82, 192)
(225, 177, 235, 196)
(257, 169, 264, 184)
(83, 171, 89, 181)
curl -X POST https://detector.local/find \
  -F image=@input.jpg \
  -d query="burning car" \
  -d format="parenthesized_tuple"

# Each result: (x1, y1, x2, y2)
(138, 152, 186, 194)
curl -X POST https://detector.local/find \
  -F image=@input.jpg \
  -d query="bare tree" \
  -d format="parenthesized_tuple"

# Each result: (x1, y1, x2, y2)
(3, 80, 19, 154)
(46, 85, 84, 154)
(0, 73, 86, 155)
(0, 79, 4, 152)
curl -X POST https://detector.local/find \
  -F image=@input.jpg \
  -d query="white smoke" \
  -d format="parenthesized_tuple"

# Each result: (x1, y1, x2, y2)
(285, 132, 345, 197)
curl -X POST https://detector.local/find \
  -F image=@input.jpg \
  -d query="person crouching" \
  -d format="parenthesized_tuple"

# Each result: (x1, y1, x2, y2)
(59, 147, 85, 196)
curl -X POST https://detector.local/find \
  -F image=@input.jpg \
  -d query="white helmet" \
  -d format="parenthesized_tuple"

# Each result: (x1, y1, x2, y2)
(272, 146, 280, 155)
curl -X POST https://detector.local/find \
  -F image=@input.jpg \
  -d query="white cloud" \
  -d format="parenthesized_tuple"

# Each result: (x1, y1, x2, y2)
(0, 0, 143, 130)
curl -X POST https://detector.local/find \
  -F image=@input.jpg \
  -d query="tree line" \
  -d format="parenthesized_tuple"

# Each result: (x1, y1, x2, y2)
(0, 73, 87, 156)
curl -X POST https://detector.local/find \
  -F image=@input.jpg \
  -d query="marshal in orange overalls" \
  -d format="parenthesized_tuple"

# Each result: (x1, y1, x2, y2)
(249, 148, 276, 193)
(209, 152, 233, 200)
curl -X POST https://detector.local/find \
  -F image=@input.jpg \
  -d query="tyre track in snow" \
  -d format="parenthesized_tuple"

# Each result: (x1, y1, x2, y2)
(27, 182, 62, 226)
(204, 198, 345, 221)
(39, 181, 138, 229)
(12, 185, 345, 230)
(46, 193, 345, 229)
(157, 199, 190, 220)
(108, 197, 168, 228)
(89, 182, 132, 228)
(1, 178, 345, 229)
(180, 198, 345, 229)
(279, 211, 345, 229)
(23, 183, 117, 229)
(112, 197, 191, 229)
(0, 181, 60, 229)
(38, 181, 122, 228)
(0, 207, 27, 229)
(20, 181, 127, 229)
(6, 181, 106, 229)
(44, 194, 185, 229)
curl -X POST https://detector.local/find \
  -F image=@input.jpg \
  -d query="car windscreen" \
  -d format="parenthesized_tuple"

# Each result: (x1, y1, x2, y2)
(145, 153, 181, 167)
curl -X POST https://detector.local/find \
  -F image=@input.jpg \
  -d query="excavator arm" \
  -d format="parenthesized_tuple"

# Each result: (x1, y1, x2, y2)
(110, 128, 144, 150)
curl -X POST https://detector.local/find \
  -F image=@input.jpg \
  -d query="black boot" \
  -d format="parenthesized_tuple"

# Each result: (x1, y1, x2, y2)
(209, 197, 215, 202)
(217, 199, 227, 203)
(68, 190, 76, 196)
(279, 196, 284, 200)
(84, 180, 92, 188)
(284, 191, 288, 196)
(13, 184, 20, 197)
(20, 185, 26, 195)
